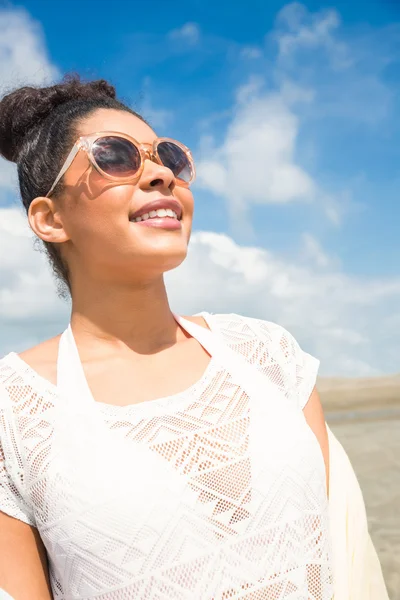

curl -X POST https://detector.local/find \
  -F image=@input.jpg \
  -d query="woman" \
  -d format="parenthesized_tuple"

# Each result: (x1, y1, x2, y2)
(0, 77, 383, 600)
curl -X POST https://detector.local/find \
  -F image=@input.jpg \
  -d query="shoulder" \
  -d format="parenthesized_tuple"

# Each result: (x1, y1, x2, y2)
(201, 312, 298, 350)
(16, 335, 61, 386)
(203, 312, 319, 410)
(0, 335, 61, 414)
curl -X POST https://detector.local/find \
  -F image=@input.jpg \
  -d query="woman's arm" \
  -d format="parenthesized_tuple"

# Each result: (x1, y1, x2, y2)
(303, 387, 330, 495)
(0, 511, 52, 600)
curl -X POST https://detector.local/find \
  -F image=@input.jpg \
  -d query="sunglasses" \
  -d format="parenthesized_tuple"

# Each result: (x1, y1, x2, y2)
(46, 131, 196, 197)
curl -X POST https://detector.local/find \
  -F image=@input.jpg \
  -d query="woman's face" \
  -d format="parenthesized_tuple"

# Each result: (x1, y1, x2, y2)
(50, 109, 194, 287)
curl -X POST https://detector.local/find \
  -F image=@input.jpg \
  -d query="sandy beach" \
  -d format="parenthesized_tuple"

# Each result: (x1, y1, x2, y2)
(319, 375, 400, 599)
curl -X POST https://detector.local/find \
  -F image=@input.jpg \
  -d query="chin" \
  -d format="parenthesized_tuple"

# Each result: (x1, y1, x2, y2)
(143, 233, 189, 261)
(132, 242, 189, 277)
(158, 248, 188, 274)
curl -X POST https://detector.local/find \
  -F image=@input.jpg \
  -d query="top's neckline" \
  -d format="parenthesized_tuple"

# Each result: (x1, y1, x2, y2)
(3, 313, 219, 413)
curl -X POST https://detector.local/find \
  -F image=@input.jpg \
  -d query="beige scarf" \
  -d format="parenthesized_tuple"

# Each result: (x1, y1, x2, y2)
(327, 427, 389, 599)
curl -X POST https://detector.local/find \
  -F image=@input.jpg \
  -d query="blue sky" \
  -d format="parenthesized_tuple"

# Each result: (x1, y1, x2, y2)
(0, 0, 400, 375)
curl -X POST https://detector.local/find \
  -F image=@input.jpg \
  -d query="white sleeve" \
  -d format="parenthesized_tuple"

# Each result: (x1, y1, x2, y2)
(235, 316, 320, 410)
(287, 338, 320, 409)
(0, 386, 35, 526)
(0, 589, 16, 600)
(265, 322, 320, 410)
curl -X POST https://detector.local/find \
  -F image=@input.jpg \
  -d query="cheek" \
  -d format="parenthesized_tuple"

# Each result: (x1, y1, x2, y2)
(180, 188, 194, 213)
(65, 187, 130, 240)
(177, 187, 194, 225)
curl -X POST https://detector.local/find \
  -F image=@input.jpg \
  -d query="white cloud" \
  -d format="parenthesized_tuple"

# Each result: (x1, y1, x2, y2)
(196, 2, 390, 226)
(0, 8, 59, 92)
(273, 3, 394, 126)
(275, 2, 352, 69)
(169, 22, 200, 45)
(196, 77, 317, 219)
(2, 207, 399, 377)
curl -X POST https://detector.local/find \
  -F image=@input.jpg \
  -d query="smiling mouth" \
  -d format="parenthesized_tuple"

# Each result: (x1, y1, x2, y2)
(129, 199, 183, 224)
(130, 208, 180, 223)
(128, 199, 183, 231)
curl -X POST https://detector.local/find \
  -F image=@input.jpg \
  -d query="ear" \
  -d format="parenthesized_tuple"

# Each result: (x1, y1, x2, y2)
(28, 197, 70, 243)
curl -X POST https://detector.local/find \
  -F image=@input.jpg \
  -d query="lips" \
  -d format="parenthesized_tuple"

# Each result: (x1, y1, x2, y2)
(129, 199, 183, 222)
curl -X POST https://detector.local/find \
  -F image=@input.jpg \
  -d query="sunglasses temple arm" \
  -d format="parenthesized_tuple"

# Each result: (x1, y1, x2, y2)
(46, 144, 81, 197)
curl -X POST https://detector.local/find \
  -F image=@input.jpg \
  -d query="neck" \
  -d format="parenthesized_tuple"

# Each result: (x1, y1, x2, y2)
(70, 276, 181, 354)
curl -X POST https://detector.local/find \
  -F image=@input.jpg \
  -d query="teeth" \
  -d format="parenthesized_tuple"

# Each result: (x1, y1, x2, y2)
(131, 208, 180, 222)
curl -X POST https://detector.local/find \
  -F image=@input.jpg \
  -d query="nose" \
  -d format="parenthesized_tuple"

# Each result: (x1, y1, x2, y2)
(139, 152, 175, 191)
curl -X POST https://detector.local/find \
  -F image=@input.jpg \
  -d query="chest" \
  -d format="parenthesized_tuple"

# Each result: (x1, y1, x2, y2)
(78, 336, 212, 406)
(29, 365, 325, 525)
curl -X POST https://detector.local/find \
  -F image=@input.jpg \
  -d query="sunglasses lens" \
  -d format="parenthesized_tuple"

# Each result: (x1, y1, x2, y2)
(157, 141, 193, 184)
(92, 136, 141, 177)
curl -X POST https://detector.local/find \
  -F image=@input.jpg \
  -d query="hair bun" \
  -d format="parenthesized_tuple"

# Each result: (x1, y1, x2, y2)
(0, 75, 117, 162)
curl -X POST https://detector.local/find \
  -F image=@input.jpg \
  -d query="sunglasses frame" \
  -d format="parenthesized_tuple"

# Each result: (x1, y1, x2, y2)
(46, 131, 196, 197)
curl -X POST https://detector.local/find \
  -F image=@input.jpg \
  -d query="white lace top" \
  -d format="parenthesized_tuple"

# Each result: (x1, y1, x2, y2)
(0, 313, 333, 599)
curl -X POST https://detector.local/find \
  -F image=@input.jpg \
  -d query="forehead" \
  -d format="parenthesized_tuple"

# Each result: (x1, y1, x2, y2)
(77, 108, 157, 143)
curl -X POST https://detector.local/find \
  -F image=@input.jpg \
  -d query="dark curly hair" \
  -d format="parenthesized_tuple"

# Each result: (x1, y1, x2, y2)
(0, 75, 145, 295)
